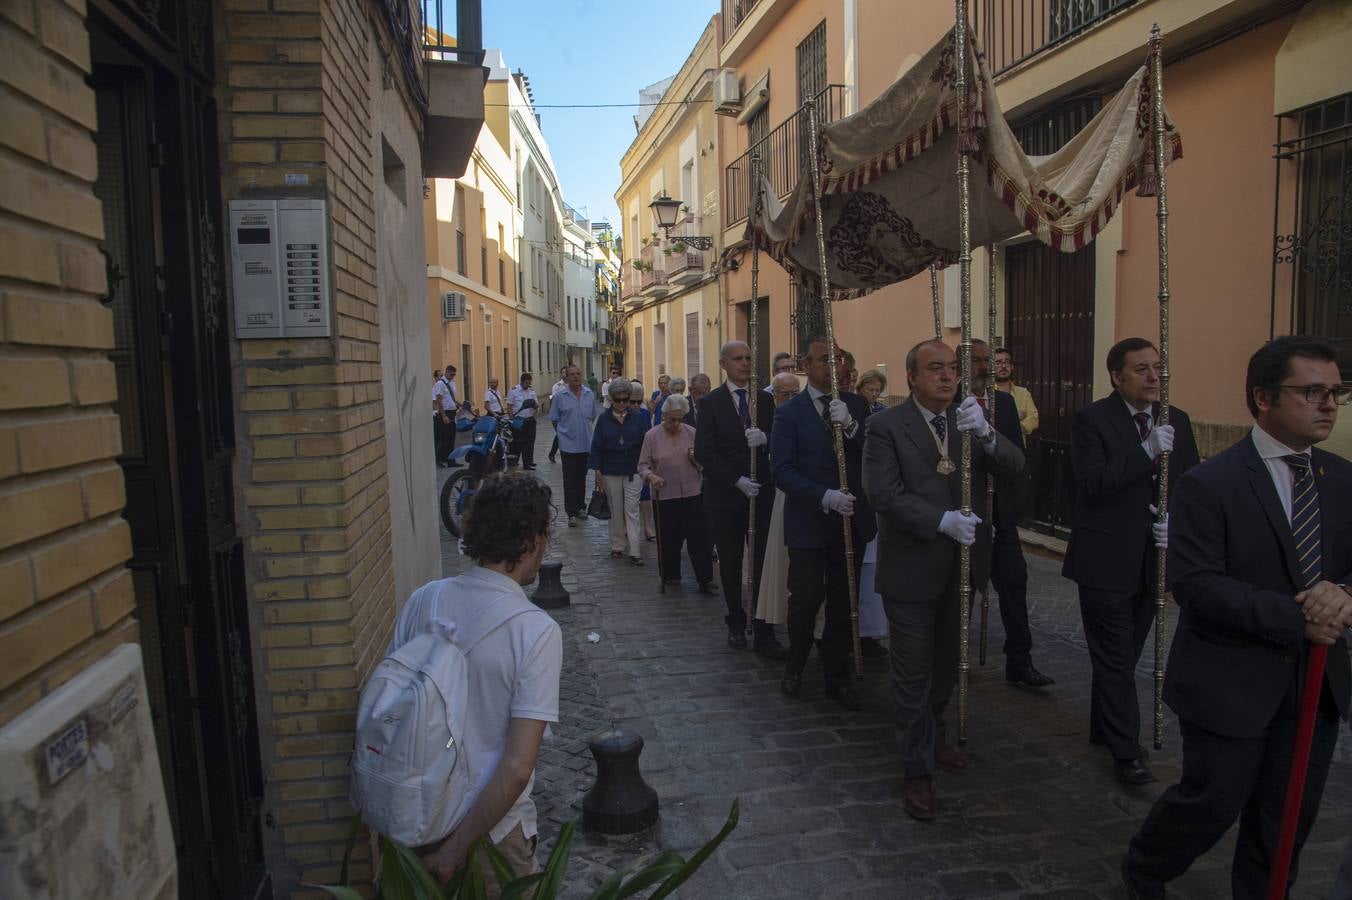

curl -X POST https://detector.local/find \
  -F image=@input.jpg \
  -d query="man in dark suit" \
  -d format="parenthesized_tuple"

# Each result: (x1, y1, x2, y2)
(970, 340, 1053, 688)
(1063, 337, 1201, 786)
(772, 336, 876, 711)
(694, 342, 784, 657)
(1122, 336, 1352, 900)
(862, 339, 1024, 820)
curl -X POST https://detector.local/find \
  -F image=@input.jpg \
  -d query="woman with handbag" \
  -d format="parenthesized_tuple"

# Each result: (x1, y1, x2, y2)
(637, 395, 715, 592)
(588, 381, 648, 565)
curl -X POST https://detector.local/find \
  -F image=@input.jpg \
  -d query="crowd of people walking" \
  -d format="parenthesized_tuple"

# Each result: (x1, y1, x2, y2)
(428, 332, 1351, 898)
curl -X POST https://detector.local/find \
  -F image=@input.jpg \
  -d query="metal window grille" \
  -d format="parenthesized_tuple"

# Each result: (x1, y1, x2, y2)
(1012, 95, 1102, 155)
(635, 325, 644, 385)
(796, 22, 827, 106)
(1274, 93, 1352, 377)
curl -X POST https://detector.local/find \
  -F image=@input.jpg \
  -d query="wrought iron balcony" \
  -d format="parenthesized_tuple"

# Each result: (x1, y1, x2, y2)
(721, 0, 764, 41)
(724, 84, 846, 228)
(972, 0, 1138, 78)
(663, 215, 707, 285)
(638, 242, 668, 297)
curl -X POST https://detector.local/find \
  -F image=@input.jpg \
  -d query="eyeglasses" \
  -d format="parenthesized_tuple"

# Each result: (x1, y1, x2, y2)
(612, 396, 631, 404)
(1278, 384, 1352, 406)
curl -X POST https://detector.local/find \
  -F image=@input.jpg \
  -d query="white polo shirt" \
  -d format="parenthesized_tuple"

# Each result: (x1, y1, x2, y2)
(388, 567, 562, 843)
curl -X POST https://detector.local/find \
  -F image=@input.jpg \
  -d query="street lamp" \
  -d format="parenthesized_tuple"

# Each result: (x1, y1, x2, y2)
(648, 192, 715, 251)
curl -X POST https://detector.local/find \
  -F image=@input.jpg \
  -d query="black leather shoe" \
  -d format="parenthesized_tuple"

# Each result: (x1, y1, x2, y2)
(1121, 857, 1165, 899)
(825, 683, 862, 711)
(1114, 758, 1157, 786)
(781, 674, 802, 697)
(1091, 736, 1151, 760)
(754, 635, 788, 660)
(1006, 665, 1055, 688)
(727, 630, 748, 650)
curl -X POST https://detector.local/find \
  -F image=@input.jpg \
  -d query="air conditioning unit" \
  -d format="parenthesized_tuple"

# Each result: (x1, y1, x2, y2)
(441, 290, 467, 320)
(713, 69, 741, 116)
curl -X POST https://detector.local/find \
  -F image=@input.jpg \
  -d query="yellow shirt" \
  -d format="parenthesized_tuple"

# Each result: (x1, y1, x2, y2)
(997, 382, 1039, 437)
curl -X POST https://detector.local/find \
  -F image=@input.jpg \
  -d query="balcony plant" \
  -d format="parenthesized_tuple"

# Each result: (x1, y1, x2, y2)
(311, 800, 739, 899)
(630, 259, 653, 273)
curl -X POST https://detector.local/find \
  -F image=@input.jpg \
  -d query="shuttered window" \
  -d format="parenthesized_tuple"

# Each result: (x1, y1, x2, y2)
(685, 312, 700, 376)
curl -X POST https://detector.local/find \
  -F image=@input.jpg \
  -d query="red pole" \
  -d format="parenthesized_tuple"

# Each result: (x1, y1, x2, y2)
(1265, 644, 1329, 900)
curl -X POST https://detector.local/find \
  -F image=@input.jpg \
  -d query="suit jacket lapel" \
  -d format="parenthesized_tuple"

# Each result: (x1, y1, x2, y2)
(1110, 396, 1144, 451)
(1242, 434, 1303, 588)
(901, 399, 941, 469)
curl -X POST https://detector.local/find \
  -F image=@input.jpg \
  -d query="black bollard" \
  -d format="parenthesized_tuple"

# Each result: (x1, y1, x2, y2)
(531, 560, 569, 609)
(582, 729, 659, 840)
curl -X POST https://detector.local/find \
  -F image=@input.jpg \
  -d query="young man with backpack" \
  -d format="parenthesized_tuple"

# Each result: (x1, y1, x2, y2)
(353, 472, 562, 890)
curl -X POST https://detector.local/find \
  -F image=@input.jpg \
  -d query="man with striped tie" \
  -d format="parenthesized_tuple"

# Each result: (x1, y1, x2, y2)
(1063, 338, 1201, 786)
(1122, 336, 1352, 900)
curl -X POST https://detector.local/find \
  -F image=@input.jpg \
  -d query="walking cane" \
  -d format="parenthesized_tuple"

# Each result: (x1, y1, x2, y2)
(1266, 644, 1329, 900)
(651, 478, 666, 593)
(805, 98, 864, 681)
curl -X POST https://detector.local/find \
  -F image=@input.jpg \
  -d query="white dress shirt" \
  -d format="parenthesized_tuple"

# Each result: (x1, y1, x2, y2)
(483, 388, 506, 415)
(1121, 395, 1159, 459)
(1249, 424, 1311, 524)
(805, 383, 859, 439)
(914, 397, 949, 455)
(508, 385, 539, 419)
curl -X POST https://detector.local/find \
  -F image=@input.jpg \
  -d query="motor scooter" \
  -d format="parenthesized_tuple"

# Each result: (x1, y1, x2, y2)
(439, 413, 523, 536)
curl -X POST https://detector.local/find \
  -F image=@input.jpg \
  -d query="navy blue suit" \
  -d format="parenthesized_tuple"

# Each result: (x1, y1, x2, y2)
(771, 389, 875, 688)
(1127, 431, 1350, 897)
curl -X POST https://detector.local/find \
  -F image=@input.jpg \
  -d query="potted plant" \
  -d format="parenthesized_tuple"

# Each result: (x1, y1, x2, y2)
(311, 800, 739, 899)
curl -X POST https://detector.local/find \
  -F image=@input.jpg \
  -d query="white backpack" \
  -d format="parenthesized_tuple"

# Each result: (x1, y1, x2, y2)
(350, 580, 536, 847)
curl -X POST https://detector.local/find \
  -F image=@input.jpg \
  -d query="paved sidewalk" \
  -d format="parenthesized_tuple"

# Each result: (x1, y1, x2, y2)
(437, 422, 1349, 899)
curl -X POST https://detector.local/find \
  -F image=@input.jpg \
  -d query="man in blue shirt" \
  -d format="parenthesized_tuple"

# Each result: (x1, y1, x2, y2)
(547, 365, 598, 526)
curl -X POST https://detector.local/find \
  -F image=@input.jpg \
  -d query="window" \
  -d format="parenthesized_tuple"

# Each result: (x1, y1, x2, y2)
(521, 337, 527, 370)
(498, 224, 506, 294)
(686, 312, 701, 375)
(634, 325, 644, 385)
(1274, 93, 1352, 376)
(486, 346, 493, 382)
(747, 105, 769, 150)
(461, 343, 472, 400)
(503, 347, 509, 382)
(796, 22, 827, 107)
(454, 187, 466, 276)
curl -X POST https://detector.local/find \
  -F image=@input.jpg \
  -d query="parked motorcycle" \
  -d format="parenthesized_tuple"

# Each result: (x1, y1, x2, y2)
(439, 413, 523, 536)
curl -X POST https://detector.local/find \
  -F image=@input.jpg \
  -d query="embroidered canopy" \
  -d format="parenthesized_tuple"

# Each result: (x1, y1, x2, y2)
(749, 27, 1182, 295)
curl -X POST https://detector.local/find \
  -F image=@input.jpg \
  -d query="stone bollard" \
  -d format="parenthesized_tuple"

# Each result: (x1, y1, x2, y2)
(582, 729, 659, 841)
(531, 560, 569, 609)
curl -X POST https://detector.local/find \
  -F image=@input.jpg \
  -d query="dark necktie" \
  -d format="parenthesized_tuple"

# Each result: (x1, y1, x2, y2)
(735, 388, 749, 427)
(1283, 454, 1322, 588)
(931, 413, 946, 444)
(1134, 412, 1151, 441)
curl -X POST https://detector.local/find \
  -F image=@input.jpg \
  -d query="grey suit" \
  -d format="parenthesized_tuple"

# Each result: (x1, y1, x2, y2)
(862, 397, 1024, 776)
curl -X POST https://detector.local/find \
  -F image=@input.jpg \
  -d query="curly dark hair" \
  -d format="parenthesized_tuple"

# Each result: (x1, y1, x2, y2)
(462, 471, 553, 566)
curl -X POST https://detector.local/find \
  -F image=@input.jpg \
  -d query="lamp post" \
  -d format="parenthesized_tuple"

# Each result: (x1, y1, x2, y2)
(648, 193, 715, 251)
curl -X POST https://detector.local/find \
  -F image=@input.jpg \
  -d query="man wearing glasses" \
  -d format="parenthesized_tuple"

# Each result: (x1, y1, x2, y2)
(1123, 335, 1352, 899)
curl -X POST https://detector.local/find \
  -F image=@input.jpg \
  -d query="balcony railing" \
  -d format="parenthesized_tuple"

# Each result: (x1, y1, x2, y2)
(664, 215, 706, 282)
(639, 243, 668, 294)
(720, 0, 764, 42)
(724, 84, 847, 228)
(972, 0, 1138, 78)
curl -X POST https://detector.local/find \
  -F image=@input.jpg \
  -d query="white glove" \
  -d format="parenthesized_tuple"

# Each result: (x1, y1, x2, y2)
(1149, 504, 1168, 550)
(938, 509, 982, 546)
(822, 489, 855, 516)
(1145, 423, 1174, 458)
(735, 476, 761, 498)
(955, 395, 992, 439)
(744, 427, 768, 448)
(827, 399, 853, 428)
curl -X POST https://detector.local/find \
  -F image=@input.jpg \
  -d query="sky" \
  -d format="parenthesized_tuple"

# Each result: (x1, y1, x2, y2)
(481, 0, 719, 235)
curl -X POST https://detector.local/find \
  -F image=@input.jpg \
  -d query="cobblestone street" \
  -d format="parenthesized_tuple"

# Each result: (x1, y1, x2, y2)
(438, 422, 1350, 899)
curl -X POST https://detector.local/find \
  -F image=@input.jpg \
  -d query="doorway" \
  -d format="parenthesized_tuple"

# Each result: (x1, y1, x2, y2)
(1004, 240, 1095, 538)
(88, 3, 265, 897)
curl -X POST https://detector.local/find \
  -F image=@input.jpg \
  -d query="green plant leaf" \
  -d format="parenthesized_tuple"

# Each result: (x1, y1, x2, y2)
(498, 872, 546, 900)
(478, 838, 517, 894)
(339, 816, 363, 887)
(614, 851, 685, 898)
(379, 836, 444, 900)
(646, 799, 740, 900)
(303, 886, 367, 900)
(531, 819, 576, 900)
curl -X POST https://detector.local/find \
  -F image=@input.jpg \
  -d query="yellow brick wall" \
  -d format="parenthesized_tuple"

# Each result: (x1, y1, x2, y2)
(0, 0, 137, 727)
(219, 0, 424, 892)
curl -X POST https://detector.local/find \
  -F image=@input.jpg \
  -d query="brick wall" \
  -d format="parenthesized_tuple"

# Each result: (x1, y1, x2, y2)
(219, 0, 425, 893)
(0, 0, 137, 727)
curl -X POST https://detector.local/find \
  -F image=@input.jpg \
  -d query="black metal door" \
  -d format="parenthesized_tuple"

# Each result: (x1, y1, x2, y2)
(1005, 240, 1095, 537)
(88, 2, 266, 897)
